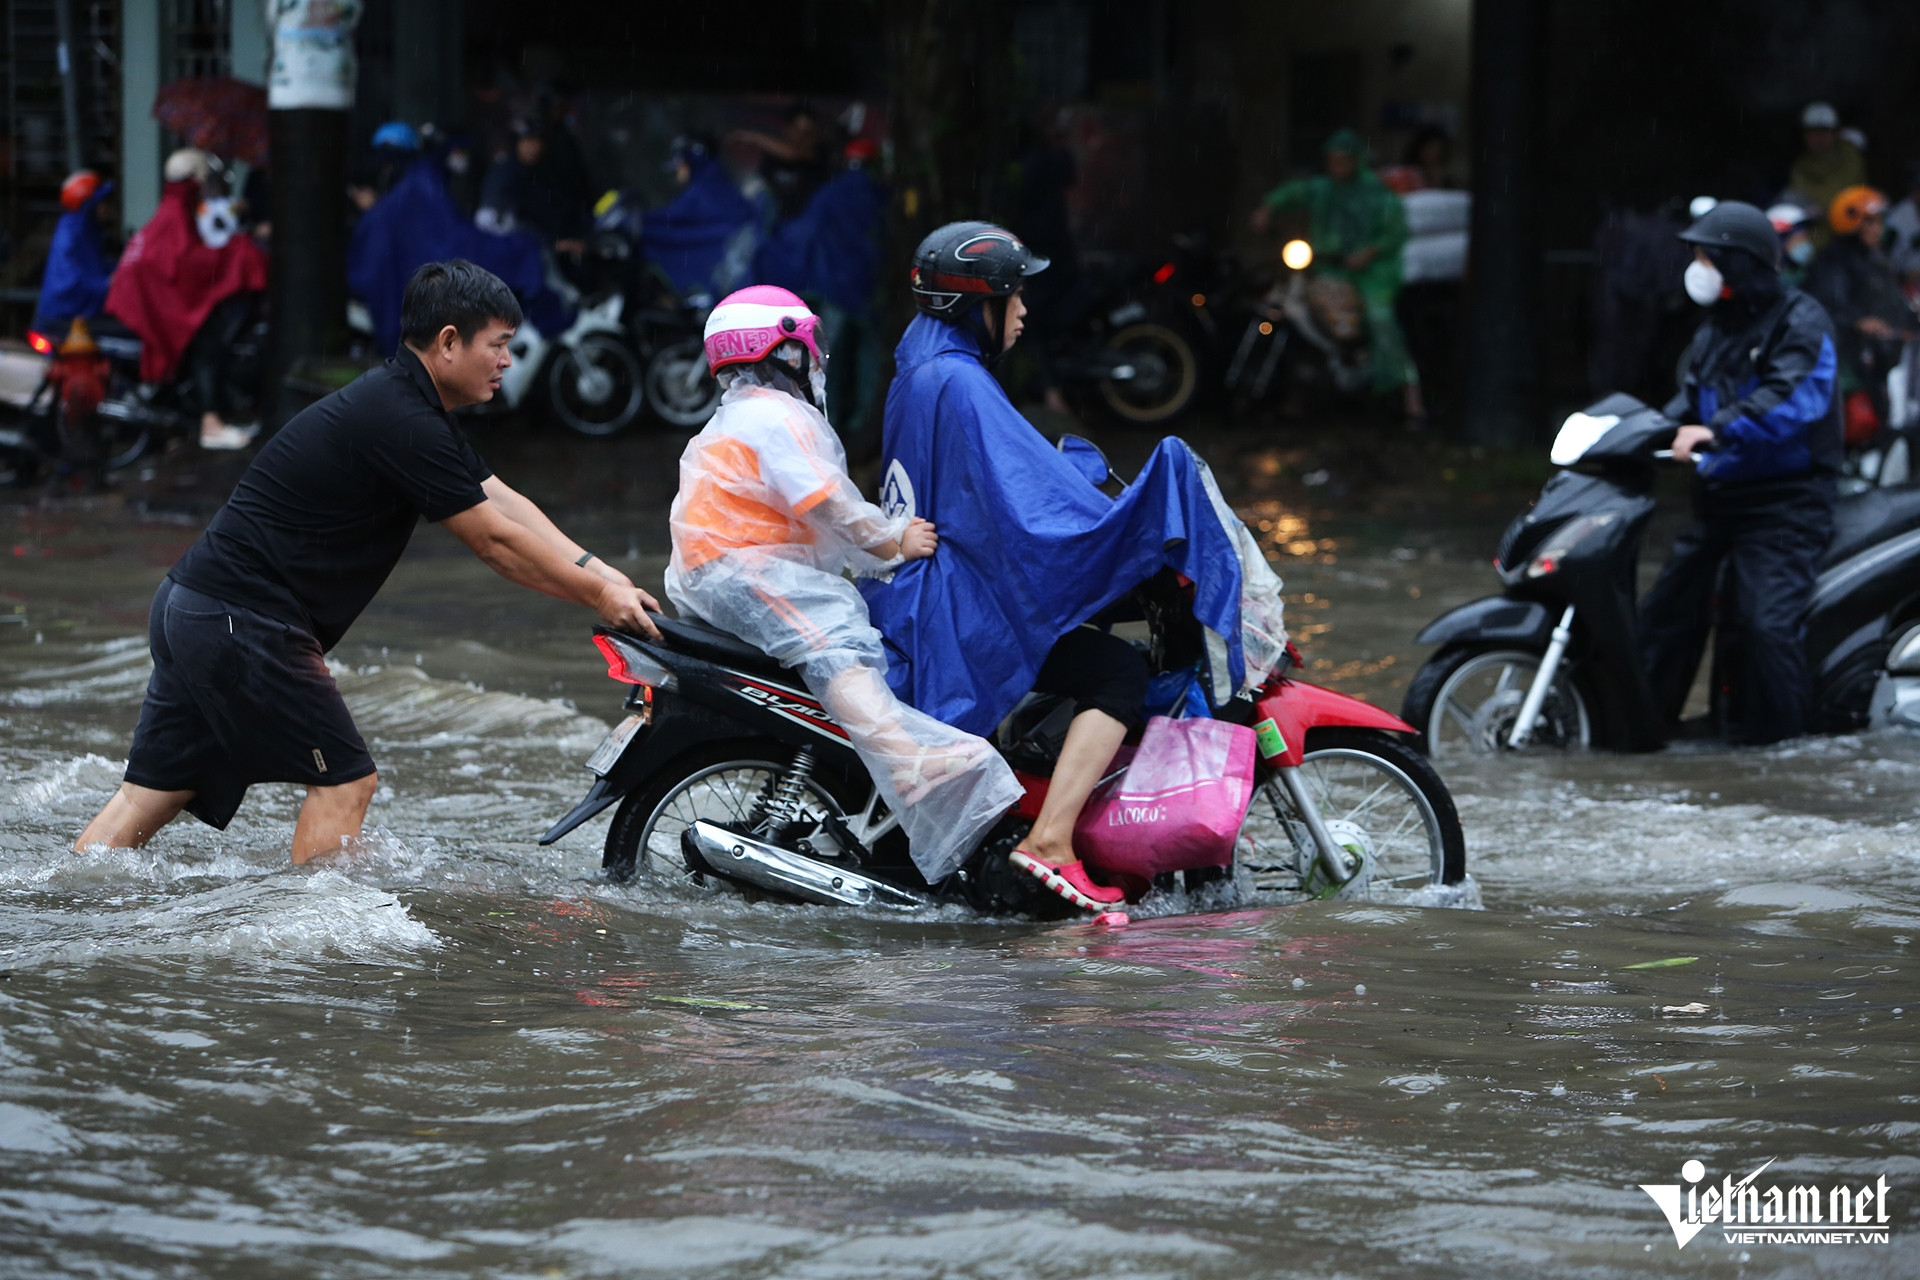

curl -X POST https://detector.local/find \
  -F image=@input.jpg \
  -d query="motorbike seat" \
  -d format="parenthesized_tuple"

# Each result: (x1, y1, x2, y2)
(652, 615, 795, 682)
(1823, 484, 1920, 570)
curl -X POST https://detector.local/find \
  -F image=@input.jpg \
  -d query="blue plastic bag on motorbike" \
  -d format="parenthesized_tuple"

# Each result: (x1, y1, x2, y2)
(859, 314, 1288, 738)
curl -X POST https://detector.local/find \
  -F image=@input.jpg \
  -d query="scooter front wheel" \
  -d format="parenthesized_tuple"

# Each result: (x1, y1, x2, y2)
(1405, 646, 1592, 757)
(549, 334, 645, 437)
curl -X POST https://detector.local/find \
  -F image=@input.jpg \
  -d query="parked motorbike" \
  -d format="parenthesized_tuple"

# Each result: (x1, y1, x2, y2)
(543, 441, 1466, 916)
(588, 189, 722, 430)
(0, 307, 268, 485)
(474, 244, 645, 438)
(1402, 392, 1920, 753)
(1043, 250, 1206, 426)
(1223, 239, 1373, 413)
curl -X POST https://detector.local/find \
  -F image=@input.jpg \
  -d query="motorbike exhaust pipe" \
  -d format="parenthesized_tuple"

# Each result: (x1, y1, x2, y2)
(681, 820, 929, 911)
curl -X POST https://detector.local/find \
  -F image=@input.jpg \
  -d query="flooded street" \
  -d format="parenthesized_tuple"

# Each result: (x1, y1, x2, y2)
(2, 424, 1916, 1279)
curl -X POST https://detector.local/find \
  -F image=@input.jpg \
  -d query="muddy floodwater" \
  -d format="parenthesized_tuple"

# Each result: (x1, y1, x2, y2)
(2, 427, 1916, 1278)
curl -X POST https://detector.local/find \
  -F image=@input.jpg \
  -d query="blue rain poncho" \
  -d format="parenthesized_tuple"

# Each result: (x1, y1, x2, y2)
(347, 158, 549, 351)
(860, 315, 1288, 737)
(33, 179, 116, 332)
(640, 157, 767, 299)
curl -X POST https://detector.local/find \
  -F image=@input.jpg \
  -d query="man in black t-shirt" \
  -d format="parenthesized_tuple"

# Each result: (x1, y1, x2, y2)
(76, 260, 660, 863)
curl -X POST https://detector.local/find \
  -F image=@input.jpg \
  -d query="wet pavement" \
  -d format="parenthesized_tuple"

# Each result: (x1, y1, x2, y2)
(2, 415, 1917, 1278)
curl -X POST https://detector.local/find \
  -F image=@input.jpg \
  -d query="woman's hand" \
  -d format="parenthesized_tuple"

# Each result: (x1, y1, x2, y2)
(900, 518, 939, 560)
(1671, 424, 1716, 464)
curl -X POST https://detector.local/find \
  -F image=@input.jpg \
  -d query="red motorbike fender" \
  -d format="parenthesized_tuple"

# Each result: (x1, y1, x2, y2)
(1251, 679, 1415, 768)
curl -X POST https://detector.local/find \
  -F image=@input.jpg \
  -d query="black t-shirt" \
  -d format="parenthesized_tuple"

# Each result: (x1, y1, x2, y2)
(170, 346, 491, 650)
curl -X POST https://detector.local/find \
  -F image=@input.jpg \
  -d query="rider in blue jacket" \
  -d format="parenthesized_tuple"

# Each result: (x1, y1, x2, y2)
(1639, 200, 1842, 744)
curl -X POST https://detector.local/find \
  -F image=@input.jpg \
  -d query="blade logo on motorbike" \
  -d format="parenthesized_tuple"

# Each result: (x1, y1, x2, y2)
(725, 677, 850, 740)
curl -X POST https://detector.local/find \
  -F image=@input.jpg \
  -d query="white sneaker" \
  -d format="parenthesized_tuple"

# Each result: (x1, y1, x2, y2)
(199, 422, 260, 451)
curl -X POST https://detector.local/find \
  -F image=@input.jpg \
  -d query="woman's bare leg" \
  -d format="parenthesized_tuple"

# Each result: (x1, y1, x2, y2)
(1021, 708, 1126, 865)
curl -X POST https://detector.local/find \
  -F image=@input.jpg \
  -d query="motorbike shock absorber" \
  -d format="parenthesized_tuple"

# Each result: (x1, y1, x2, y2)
(756, 747, 817, 831)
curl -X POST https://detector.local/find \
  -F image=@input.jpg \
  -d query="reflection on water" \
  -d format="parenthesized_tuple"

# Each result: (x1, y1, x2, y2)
(1, 485, 1916, 1279)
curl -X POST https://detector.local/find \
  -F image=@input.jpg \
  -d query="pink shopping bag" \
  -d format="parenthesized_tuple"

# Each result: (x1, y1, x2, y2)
(1075, 716, 1259, 878)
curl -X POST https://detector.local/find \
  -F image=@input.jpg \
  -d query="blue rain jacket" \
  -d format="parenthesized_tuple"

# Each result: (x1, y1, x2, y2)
(33, 180, 116, 332)
(347, 159, 548, 351)
(859, 314, 1251, 737)
(1664, 288, 1842, 488)
(640, 157, 765, 298)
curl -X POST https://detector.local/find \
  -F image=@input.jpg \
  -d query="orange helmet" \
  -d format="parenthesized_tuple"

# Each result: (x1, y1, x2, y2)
(1829, 185, 1888, 236)
(60, 169, 101, 212)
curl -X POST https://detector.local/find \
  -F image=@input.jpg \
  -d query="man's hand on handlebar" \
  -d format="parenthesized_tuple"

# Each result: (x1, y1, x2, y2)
(900, 518, 939, 561)
(596, 582, 663, 641)
(1671, 424, 1716, 464)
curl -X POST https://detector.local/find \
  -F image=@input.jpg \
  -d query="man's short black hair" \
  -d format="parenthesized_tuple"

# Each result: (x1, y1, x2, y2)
(401, 259, 523, 348)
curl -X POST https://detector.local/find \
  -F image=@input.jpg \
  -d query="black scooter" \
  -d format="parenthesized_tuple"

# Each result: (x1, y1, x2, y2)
(1402, 392, 1920, 753)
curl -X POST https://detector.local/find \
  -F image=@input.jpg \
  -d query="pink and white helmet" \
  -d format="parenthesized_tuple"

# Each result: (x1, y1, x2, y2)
(702, 285, 825, 375)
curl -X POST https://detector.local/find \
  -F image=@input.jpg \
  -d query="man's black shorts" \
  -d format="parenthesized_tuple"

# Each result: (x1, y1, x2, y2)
(123, 578, 376, 828)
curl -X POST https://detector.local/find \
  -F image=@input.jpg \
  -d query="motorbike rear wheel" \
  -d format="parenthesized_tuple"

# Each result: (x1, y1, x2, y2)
(549, 334, 645, 437)
(1403, 645, 1592, 757)
(1098, 322, 1199, 423)
(1241, 728, 1465, 896)
(603, 743, 851, 884)
(645, 337, 722, 429)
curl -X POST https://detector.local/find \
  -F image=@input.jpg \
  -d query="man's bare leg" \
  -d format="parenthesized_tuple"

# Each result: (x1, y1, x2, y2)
(74, 783, 194, 851)
(291, 773, 379, 865)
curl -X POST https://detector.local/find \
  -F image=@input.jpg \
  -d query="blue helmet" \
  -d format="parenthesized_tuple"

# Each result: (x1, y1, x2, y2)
(371, 121, 419, 152)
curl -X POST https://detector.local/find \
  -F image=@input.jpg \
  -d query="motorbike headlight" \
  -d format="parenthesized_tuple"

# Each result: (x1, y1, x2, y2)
(1549, 411, 1620, 466)
(1282, 239, 1314, 271)
(1525, 512, 1619, 579)
(593, 632, 678, 691)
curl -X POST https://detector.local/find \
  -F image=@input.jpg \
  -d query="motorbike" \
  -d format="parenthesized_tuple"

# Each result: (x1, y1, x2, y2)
(587, 189, 723, 431)
(0, 306, 268, 485)
(1040, 249, 1207, 426)
(1401, 392, 1920, 753)
(542, 440, 1467, 917)
(1222, 239, 1372, 412)
(473, 244, 646, 438)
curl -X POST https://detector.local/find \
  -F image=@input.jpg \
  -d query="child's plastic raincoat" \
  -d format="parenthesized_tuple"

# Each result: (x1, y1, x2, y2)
(665, 366, 1022, 883)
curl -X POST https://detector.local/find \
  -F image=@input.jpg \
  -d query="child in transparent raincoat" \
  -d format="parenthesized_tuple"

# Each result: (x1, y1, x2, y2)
(664, 286, 1023, 883)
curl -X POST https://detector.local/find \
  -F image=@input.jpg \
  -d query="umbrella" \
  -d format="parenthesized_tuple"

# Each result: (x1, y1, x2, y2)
(152, 78, 269, 168)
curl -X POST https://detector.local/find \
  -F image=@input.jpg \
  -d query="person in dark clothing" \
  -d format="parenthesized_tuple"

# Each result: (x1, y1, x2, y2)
(729, 104, 830, 222)
(1009, 110, 1082, 417)
(1638, 201, 1842, 745)
(75, 261, 660, 864)
(478, 119, 588, 257)
(1802, 185, 1914, 438)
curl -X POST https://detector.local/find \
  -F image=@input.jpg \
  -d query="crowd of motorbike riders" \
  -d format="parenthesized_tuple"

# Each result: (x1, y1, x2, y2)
(26, 101, 1920, 862)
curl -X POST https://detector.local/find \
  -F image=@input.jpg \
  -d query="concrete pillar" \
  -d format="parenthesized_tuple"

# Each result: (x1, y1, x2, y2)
(1461, 0, 1544, 447)
(119, 0, 162, 236)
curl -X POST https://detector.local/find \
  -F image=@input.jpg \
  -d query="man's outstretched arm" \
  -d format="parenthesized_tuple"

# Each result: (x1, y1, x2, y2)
(480, 475, 636, 589)
(443, 498, 661, 639)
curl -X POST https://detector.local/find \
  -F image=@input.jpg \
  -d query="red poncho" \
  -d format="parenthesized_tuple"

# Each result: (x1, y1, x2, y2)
(106, 180, 267, 383)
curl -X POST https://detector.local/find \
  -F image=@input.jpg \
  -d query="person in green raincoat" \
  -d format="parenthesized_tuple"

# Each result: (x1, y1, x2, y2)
(1250, 128, 1423, 424)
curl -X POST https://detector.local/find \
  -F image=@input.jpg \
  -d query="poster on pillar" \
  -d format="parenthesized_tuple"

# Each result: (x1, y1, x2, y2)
(267, 0, 363, 111)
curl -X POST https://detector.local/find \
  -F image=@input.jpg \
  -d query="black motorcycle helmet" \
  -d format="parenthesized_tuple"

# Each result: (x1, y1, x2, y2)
(1678, 200, 1781, 270)
(909, 221, 1050, 320)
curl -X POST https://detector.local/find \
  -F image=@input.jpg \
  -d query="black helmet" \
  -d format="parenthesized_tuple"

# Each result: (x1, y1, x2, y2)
(1678, 200, 1780, 269)
(910, 221, 1050, 319)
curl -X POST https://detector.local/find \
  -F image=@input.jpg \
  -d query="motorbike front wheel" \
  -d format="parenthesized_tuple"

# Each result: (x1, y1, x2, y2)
(644, 337, 722, 429)
(1098, 322, 1199, 424)
(549, 334, 645, 437)
(1241, 728, 1465, 896)
(602, 744, 850, 884)
(1403, 645, 1592, 757)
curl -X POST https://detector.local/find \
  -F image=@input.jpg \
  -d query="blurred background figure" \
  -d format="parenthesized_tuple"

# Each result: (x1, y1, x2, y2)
(1008, 106, 1082, 419)
(1766, 201, 1820, 286)
(1788, 102, 1866, 248)
(348, 120, 419, 217)
(1883, 164, 1920, 287)
(31, 171, 116, 340)
(479, 116, 589, 260)
(1803, 185, 1913, 446)
(730, 103, 830, 223)
(104, 148, 266, 451)
(1252, 128, 1421, 426)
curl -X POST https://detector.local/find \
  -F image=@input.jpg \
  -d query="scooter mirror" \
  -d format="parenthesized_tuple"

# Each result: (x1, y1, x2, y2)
(1057, 434, 1112, 486)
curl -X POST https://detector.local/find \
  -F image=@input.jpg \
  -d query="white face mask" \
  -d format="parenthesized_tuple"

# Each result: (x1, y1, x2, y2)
(1684, 258, 1724, 307)
(1787, 238, 1814, 266)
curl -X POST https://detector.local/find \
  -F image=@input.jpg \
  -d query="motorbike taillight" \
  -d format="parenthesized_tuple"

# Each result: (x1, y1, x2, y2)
(592, 632, 677, 691)
(26, 331, 53, 355)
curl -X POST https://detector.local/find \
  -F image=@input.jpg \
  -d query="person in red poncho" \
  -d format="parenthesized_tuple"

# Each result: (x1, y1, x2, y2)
(105, 148, 268, 450)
